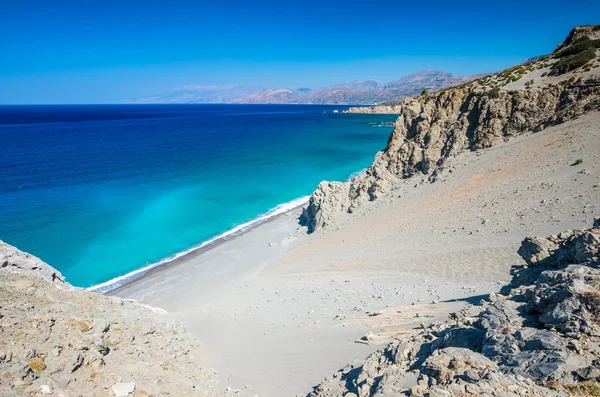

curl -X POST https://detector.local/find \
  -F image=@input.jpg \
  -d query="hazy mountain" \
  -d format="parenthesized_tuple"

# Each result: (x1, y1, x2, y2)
(139, 85, 268, 104)
(230, 88, 308, 104)
(139, 71, 481, 105)
(331, 79, 384, 90)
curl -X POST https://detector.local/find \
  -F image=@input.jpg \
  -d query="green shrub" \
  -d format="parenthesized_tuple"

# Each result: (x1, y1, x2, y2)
(554, 37, 600, 58)
(551, 47, 596, 75)
(593, 25, 600, 31)
(421, 88, 429, 96)
(487, 87, 501, 98)
(573, 158, 584, 165)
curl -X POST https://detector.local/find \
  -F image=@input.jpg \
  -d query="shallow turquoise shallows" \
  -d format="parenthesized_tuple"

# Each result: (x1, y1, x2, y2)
(0, 104, 396, 288)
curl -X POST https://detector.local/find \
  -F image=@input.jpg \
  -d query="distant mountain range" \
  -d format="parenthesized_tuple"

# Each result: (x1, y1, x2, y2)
(138, 71, 482, 105)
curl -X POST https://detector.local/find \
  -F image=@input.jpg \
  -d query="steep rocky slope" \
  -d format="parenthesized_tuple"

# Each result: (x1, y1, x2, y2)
(301, 26, 600, 232)
(0, 241, 228, 397)
(308, 218, 600, 397)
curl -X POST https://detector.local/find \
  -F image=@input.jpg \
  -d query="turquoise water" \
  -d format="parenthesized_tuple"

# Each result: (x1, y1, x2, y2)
(0, 105, 396, 289)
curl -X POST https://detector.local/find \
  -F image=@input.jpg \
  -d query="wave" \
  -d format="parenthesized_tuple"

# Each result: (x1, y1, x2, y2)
(87, 195, 310, 294)
(348, 168, 366, 180)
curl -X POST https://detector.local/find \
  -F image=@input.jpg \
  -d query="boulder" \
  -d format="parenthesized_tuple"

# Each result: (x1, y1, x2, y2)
(515, 328, 564, 351)
(423, 348, 498, 384)
(111, 382, 135, 397)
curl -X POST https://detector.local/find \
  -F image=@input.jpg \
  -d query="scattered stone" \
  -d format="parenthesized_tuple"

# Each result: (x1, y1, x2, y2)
(112, 382, 135, 397)
(308, 219, 600, 397)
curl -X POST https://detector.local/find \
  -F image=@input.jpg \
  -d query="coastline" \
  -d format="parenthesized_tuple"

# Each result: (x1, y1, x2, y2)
(2, 25, 599, 397)
(93, 196, 310, 294)
(94, 161, 372, 295)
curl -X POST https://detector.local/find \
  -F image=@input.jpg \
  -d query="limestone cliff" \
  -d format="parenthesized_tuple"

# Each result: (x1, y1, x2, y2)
(301, 26, 600, 232)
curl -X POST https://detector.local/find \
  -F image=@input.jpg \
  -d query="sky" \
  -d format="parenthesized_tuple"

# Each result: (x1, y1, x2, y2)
(1, 0, 599, 104)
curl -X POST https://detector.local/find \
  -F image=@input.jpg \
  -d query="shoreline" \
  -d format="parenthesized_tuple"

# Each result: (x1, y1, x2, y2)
(93, 195, 309, 294)
(93, 163, 372, 295)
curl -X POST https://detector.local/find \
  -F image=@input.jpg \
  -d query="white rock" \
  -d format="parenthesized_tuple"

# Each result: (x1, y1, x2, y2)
(40, 385, 53, 394)
(111, 382, 135, 397)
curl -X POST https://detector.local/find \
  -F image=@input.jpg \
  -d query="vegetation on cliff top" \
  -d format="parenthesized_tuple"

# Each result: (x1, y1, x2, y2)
(551, 36, 600, 75)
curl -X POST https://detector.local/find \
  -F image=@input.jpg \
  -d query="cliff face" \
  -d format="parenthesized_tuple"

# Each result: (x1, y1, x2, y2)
(301, 27, 600, 233)
(345, 104, 402, 114)
(556, 24, 600, 51)
(1, 240, 66, 284)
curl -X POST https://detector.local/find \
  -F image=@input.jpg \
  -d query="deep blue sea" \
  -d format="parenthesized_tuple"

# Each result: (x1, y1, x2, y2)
(0, 105, 396, 289)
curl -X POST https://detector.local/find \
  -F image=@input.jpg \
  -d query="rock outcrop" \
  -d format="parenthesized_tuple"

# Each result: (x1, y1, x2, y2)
(301, 26, 600, 232)
(307, 218, 600, 396)
(0, 243, 228, 396)
(345, 104, 403, 114)
(1, 240, 66, 284)
(556, 25, 600, 51)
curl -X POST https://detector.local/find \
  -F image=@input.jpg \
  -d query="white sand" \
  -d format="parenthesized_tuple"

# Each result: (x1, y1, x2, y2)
(114, 112, 600, 396)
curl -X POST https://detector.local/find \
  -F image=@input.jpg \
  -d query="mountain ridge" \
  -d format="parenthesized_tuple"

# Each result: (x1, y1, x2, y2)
(138, 70, 481, 105)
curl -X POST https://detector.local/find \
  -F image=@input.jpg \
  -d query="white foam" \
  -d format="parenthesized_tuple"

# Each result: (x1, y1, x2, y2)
(348, 168, 366, 180)
(88, 195, 310, 294)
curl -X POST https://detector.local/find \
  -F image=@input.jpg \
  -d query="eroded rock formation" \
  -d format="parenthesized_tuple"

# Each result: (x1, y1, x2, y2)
(308, 218, 600, 396)
(301, 27, 600, 232)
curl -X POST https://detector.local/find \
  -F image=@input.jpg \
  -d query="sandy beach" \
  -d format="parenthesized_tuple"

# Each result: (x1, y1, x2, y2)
(113, 111, 599, 396)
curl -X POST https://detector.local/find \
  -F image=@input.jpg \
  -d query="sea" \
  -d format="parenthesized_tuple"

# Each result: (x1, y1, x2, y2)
(0, 104, 396, 291)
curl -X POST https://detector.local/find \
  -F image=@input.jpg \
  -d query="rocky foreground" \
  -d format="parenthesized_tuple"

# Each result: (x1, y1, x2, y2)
(308, 218, 600, 397)
(301, 25, 600, 232)
(0, 241, 226, 397)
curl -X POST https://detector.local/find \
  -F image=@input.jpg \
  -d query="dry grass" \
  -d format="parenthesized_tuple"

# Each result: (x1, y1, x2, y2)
(580, 290, 600, 322)
(547, 380, 565, 391)
(71, 320, 90, 333)
(565, 382, 600, 397)
(27, 357, 46, 372)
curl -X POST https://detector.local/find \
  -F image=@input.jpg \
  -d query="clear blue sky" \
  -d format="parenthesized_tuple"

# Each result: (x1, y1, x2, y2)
(1, 0, 598, 104)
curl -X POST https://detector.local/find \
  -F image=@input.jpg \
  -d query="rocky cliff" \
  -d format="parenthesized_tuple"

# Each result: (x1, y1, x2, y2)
(301, 26, 600, 232)
(344, 104, 403, 114)
(308, 218, 600, 396)
(0, 240, 229, 397)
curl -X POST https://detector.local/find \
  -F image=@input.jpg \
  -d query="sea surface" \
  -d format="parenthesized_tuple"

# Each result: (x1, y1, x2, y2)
(0, 104, 396, 290)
